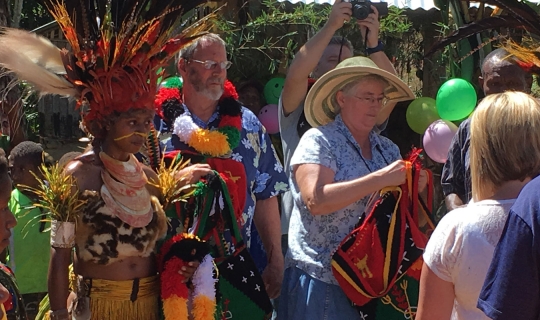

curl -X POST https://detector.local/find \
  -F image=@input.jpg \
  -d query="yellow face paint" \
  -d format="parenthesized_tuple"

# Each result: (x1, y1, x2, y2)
(113, 132, 147, 141)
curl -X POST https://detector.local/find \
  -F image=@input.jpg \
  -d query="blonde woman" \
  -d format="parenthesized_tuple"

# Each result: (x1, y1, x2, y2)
(416, 91, 540, 320)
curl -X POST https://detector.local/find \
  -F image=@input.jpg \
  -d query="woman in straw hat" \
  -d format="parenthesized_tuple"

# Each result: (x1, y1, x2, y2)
(279, 56, 427, 319)
(418, 92, 540, 320)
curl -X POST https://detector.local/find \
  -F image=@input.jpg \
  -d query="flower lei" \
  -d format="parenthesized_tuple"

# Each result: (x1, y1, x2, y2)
(155, 80, 243, 157)
(173, 112, 241, 157)
(159, 233, 217, 320)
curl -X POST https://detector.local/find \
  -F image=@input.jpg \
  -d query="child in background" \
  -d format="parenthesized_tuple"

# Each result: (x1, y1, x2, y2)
(0, 149, 27, 319)
(7, 142, 50, 319)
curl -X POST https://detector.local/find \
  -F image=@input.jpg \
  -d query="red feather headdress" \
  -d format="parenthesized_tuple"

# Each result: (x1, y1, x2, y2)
(0, 0, 215, 133)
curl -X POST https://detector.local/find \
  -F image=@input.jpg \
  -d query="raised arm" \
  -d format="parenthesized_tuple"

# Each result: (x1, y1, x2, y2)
(281, 0, 352, 116)
(357, 5, 399, 126)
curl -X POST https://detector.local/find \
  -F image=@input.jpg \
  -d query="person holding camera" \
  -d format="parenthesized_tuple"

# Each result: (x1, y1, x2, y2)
(278, 0, 396, 272)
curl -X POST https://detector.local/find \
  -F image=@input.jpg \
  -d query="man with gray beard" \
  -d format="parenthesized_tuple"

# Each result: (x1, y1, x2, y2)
(159, 33, 288, 303)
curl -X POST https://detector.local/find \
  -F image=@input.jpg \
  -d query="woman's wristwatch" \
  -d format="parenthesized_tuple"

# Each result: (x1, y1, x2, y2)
(366, 40, 385, 55)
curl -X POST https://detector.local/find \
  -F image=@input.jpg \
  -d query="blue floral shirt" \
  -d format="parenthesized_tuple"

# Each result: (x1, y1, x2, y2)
(286, 114, 401, 285)
(161, 105, 289, 254)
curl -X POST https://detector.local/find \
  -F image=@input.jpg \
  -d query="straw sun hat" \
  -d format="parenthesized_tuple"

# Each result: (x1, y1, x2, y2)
(304, 56, 415, 127)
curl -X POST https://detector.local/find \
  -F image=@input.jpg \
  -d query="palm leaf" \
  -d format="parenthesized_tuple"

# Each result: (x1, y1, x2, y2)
(484, 0, 540, 32)
(426, 0, 540, 57)
(426, 16, 527, 56)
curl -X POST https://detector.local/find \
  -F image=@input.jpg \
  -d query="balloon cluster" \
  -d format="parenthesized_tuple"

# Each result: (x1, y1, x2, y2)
(257, 77, 285, 134)
(406, 78, 477, 163)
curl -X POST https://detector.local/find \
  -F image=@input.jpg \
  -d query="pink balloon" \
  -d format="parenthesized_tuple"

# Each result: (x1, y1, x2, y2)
(258, 104, 279, 134)
(423, 120, 458, 163)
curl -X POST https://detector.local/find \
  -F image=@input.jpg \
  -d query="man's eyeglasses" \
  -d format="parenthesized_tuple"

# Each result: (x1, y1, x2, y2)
(189, 59, 232, 70)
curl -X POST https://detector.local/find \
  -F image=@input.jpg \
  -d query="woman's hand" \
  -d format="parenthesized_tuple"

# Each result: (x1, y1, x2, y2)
(376, 160, 407, 187)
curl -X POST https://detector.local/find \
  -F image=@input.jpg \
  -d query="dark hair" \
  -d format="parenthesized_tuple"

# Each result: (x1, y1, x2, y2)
(483, 48, 510, 63)
(328, 36, 354, 53)
(237, 80, 264, 95)
(84, 112, 120, 139)
(10, 141, 44, 168)
(481, 48, 516, 76)
(0, 153, 7, 177)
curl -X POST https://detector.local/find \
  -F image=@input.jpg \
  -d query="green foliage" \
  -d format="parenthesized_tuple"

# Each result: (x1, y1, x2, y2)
(19, 82, 40, 141)
(380, 6, 413, 38)
(433, 21, 454, 79)
(15, 0, 413, 89)
(214, 0, 319, 82)
(14, 0, 52, 31)
(215, 0, 412, 85)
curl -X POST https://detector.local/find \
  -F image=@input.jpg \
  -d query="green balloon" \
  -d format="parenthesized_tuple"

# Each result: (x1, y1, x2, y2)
(264, 77, 285, 105)
(406, 97, 440, 134)
(436, 78, 477, 121)
(160, 76, 183, 89)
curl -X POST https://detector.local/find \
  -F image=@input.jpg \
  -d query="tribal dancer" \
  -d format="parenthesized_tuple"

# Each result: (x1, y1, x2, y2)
(0, 1, 213, 319)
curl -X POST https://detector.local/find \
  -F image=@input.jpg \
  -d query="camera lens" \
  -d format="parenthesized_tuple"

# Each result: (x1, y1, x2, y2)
(352, 3, 371, 20)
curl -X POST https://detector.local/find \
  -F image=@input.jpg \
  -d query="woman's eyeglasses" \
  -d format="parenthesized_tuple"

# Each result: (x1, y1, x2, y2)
(351, 95, 387, 105)
(189, 59, 232, 70)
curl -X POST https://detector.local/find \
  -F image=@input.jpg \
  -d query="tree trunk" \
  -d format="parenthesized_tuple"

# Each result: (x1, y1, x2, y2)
(0, 0, 25, 152)
(0, 0, 9, 27)
(12, 0, 23, 28)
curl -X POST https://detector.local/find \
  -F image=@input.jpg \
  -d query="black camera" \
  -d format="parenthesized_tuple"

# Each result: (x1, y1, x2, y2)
(345, 0, 388, 20)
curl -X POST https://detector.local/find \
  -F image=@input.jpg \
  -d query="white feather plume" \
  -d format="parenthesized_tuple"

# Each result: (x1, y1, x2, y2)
(173, 113, 198, 142)
(192, 254, 217, 298)
(0, 28, 78, 97)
